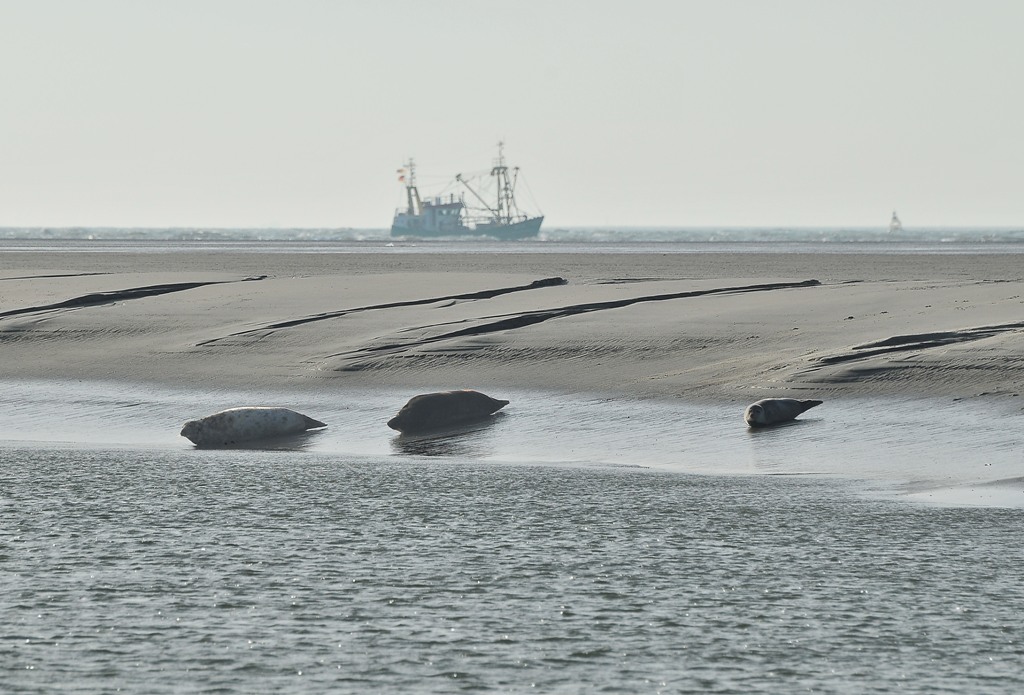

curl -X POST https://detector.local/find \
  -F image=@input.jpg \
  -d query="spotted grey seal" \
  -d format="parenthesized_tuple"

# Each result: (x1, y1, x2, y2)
(744, 398, 822, 427)
(180, 407, 327, 447)
(387, 390, 509, 434)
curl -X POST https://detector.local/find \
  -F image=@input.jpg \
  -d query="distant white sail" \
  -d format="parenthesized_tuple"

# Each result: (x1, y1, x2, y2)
(889, 210, 903, 233)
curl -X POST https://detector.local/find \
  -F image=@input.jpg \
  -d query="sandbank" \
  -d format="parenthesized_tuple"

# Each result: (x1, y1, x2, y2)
(1, 250, 1022, 406)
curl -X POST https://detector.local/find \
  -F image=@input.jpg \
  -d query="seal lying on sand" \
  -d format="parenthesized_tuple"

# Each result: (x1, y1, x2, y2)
(388, 390, 509, 434)
(181, 407, 327, 447)
(744, 398, 822, 427)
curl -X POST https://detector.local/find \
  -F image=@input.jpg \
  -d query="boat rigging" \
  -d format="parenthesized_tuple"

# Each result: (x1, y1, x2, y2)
(390, 142, 543, 240)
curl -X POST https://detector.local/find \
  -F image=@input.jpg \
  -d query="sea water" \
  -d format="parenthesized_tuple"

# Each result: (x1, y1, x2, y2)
(1, 379, 1023, 693)
(2, 224, 1024, 255)
(2, 231, 1024, 692)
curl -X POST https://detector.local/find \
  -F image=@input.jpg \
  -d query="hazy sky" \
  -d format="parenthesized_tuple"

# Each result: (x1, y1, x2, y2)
(2, 0, 1022, 228)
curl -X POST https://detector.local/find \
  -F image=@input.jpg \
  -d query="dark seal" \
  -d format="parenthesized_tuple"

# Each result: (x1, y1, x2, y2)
(387, 390, 509, 434)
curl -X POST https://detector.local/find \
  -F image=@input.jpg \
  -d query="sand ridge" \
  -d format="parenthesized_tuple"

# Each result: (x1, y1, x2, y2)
(1, 251, 1022, 404)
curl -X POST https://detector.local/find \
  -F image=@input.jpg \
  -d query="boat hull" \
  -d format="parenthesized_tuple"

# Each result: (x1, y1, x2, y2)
(390, 215, 543, 240)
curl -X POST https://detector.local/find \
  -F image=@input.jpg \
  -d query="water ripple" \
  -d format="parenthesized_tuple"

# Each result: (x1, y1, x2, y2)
(3, 449, 1023, 693)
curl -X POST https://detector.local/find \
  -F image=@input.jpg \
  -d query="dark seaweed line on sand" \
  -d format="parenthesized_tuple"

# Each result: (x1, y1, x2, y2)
(333, 279, 821, 361)
(195, 277, 567, 347)
(813, 321, 1024, 366)
(0, 276, 267, 320)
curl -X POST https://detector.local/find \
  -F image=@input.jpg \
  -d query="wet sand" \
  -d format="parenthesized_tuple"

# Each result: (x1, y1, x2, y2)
(1, 250, 1023, 406)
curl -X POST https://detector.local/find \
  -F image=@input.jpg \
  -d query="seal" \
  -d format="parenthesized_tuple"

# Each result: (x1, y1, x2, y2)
(744, 398, 822, 427)
(180, 407, 327, 447)
(387, 390, 509, 434)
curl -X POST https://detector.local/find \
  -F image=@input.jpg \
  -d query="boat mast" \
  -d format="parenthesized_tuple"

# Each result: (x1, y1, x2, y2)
(454, 142, 530, 225)
(491, 141, 521, 225)
(493, 142, 507, 224)
(402, 159, 422, 215)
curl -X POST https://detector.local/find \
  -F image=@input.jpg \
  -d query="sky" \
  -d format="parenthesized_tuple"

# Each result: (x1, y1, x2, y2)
(1, 0, 1022, 229)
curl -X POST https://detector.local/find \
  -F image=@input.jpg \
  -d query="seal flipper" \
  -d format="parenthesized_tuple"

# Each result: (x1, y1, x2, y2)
(302, 415, 328, 429)
(797, 399, 823, 413)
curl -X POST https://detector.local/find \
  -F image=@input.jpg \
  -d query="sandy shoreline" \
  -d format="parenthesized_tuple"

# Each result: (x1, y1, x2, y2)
(2, 250, 1023, 406)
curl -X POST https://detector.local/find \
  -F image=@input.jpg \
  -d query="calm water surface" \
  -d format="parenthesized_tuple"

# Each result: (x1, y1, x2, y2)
(4, 449, 1024, 694)
(2, 381, 1023, 693)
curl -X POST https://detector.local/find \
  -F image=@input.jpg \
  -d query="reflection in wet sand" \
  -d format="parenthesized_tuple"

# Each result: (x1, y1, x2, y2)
(185, 429, 326, 451)
(744, 418, 822, 435)
(391, 415, 504, 458)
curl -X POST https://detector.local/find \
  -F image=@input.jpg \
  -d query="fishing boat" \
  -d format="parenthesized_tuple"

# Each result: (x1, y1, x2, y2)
(390, 142, 543, 239)
(889, 210, 903, 233)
